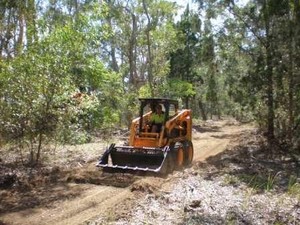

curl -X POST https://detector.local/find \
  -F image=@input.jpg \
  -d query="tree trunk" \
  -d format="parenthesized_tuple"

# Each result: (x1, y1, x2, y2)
(26, 0, 38, 46)
(263, 0, 275, 143)
(266, 46, 274, 142)
(124, 7, 138, 88)
(185, 97, 189, 109)
(4, 7, 13, 58)
(198, 99, 207, 121)
(107, 15, 119, 73)
(111, 40, 119, 72)
(142, 0, 154, 96)
(129, 12, 137, 86)
(16, 12, 24, 55)
(36, 131, 43, 165)
(287, 14, 295, 142)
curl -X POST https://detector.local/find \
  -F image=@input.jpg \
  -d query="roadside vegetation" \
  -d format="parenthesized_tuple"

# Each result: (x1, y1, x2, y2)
(0, 120, 299, 224)
(109, 124, 300, 225)
(0, 0, 300, 224)
(1, 0, 300, 165)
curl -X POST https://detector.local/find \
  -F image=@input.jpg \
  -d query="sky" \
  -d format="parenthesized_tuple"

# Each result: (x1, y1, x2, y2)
(173, 0, 198, 19)
(171, 0, 250, 30)
(173, 0, 250, 15)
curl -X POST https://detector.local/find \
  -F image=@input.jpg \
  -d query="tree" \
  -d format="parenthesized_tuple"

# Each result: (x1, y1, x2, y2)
(169, 6, 201, 109)
(202, 0, 300, 149)
(0, 3, 122, 164)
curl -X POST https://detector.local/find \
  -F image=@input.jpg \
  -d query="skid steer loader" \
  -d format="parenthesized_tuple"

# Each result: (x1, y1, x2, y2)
(97, 98, 194, 174)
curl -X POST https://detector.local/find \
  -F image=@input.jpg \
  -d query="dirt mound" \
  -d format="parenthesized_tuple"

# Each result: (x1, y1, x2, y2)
(66, 169, 137, 188)
(0, 162, 135, 215)
(3, 120, 297, 225)
(0, 173, 17, 189)
(0, 220, 8, 225)
(114, 124, 300, 225)
(203, 129, 300, 192)
(0, 165, 63, 193)
(130, 180, 158, 193)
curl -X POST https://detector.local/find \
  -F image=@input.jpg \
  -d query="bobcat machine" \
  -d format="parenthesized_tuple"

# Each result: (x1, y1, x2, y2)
(97, 98, 194, 175)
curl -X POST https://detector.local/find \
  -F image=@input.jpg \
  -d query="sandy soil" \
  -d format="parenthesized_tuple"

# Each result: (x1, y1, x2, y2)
(0, 120, 254, 225)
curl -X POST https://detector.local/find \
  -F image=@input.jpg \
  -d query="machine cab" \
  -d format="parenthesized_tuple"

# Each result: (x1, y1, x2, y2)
(129, 98, 179, 147)
(139, 98, 178, 134)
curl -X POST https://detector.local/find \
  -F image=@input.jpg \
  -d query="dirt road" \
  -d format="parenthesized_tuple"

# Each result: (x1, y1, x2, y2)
(0, 120, 253, 225)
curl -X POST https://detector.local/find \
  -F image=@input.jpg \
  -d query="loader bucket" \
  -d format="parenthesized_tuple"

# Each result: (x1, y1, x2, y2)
(97, 144, 170, 173)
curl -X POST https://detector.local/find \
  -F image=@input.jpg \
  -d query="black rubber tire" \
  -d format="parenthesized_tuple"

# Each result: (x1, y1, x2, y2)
(183, 141, 194, 166)
(174, 144, 184, 170)
(159, 153, 175, 176)
(167, 154, 175, 173)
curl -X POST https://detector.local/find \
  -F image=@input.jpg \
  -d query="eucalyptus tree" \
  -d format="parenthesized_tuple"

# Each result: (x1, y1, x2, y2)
(0, 0, 122, 164)
(285, 0, 300, 146)
(0, 0, 37, 58)
(201, 18, 221, 119)
(168, 6, 201, 109)
(100, 0, 178, 96)
(195, 0, 300, 149)
(227, 0, 300, 147)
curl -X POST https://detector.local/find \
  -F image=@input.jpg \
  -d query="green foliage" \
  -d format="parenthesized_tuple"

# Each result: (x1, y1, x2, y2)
(167, 79, 196, 99)
(239, 172, 281, 192)
(287, 175, 300, 200)
(1, 0, 300, 164)
(170, 7, 201, 82)
(0, 7, 122, 163)
(0, 49, 75, 163)
(139, 84, 153, 98)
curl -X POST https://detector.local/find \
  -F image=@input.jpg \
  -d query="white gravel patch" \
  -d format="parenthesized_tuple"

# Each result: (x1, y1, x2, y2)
(113, 171, 300, 225)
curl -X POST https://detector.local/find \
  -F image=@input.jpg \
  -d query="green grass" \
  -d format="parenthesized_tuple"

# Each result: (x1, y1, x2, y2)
(238, 172, 280, 192)
(287, 175, 300, 200)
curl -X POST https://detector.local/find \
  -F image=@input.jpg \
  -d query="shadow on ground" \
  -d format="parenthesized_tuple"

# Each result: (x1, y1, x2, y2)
(0, 162, 138, 215)
(193, 124, 221, 133)
(0, 181, 84, 214)
(197, 129, 300, 193)
(181, 206, 253, 225)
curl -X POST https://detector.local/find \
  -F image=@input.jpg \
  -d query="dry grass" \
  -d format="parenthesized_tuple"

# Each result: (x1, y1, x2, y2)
(112, 129, 300, 225)
(1, 121, 299, 225)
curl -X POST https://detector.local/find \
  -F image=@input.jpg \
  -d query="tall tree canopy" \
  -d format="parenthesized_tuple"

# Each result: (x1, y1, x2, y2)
(1, 0, 300, 164)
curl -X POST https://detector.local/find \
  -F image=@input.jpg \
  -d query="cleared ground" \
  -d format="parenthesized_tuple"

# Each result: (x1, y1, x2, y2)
(0, 120, 255, 225)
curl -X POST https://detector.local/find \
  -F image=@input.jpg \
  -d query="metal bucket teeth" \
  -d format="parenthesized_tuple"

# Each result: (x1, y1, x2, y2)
(97, 144, 169, 173)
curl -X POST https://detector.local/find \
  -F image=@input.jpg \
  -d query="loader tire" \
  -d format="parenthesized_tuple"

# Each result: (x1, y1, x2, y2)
(160, 154, 174, 176)
(167, 154, 175, 173)
(174, 145, 184, 170)
(183, 141, 194, 167)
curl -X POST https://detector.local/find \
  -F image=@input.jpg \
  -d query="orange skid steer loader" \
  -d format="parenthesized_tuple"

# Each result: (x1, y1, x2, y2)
(97, 98, 194, 174)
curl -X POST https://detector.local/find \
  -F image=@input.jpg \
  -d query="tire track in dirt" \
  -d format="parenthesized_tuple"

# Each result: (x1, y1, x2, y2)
(52, 186, 131, 225)
(192, 122, 253, 163)
(0, 121, 253, 225)
(1, 184, 133, 225)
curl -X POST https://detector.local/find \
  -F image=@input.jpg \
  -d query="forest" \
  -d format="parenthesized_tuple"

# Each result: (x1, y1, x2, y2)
(0, 0, 300, 165)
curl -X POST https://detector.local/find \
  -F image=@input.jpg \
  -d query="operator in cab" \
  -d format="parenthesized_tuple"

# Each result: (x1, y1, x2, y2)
(149, 104, 164, 133)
